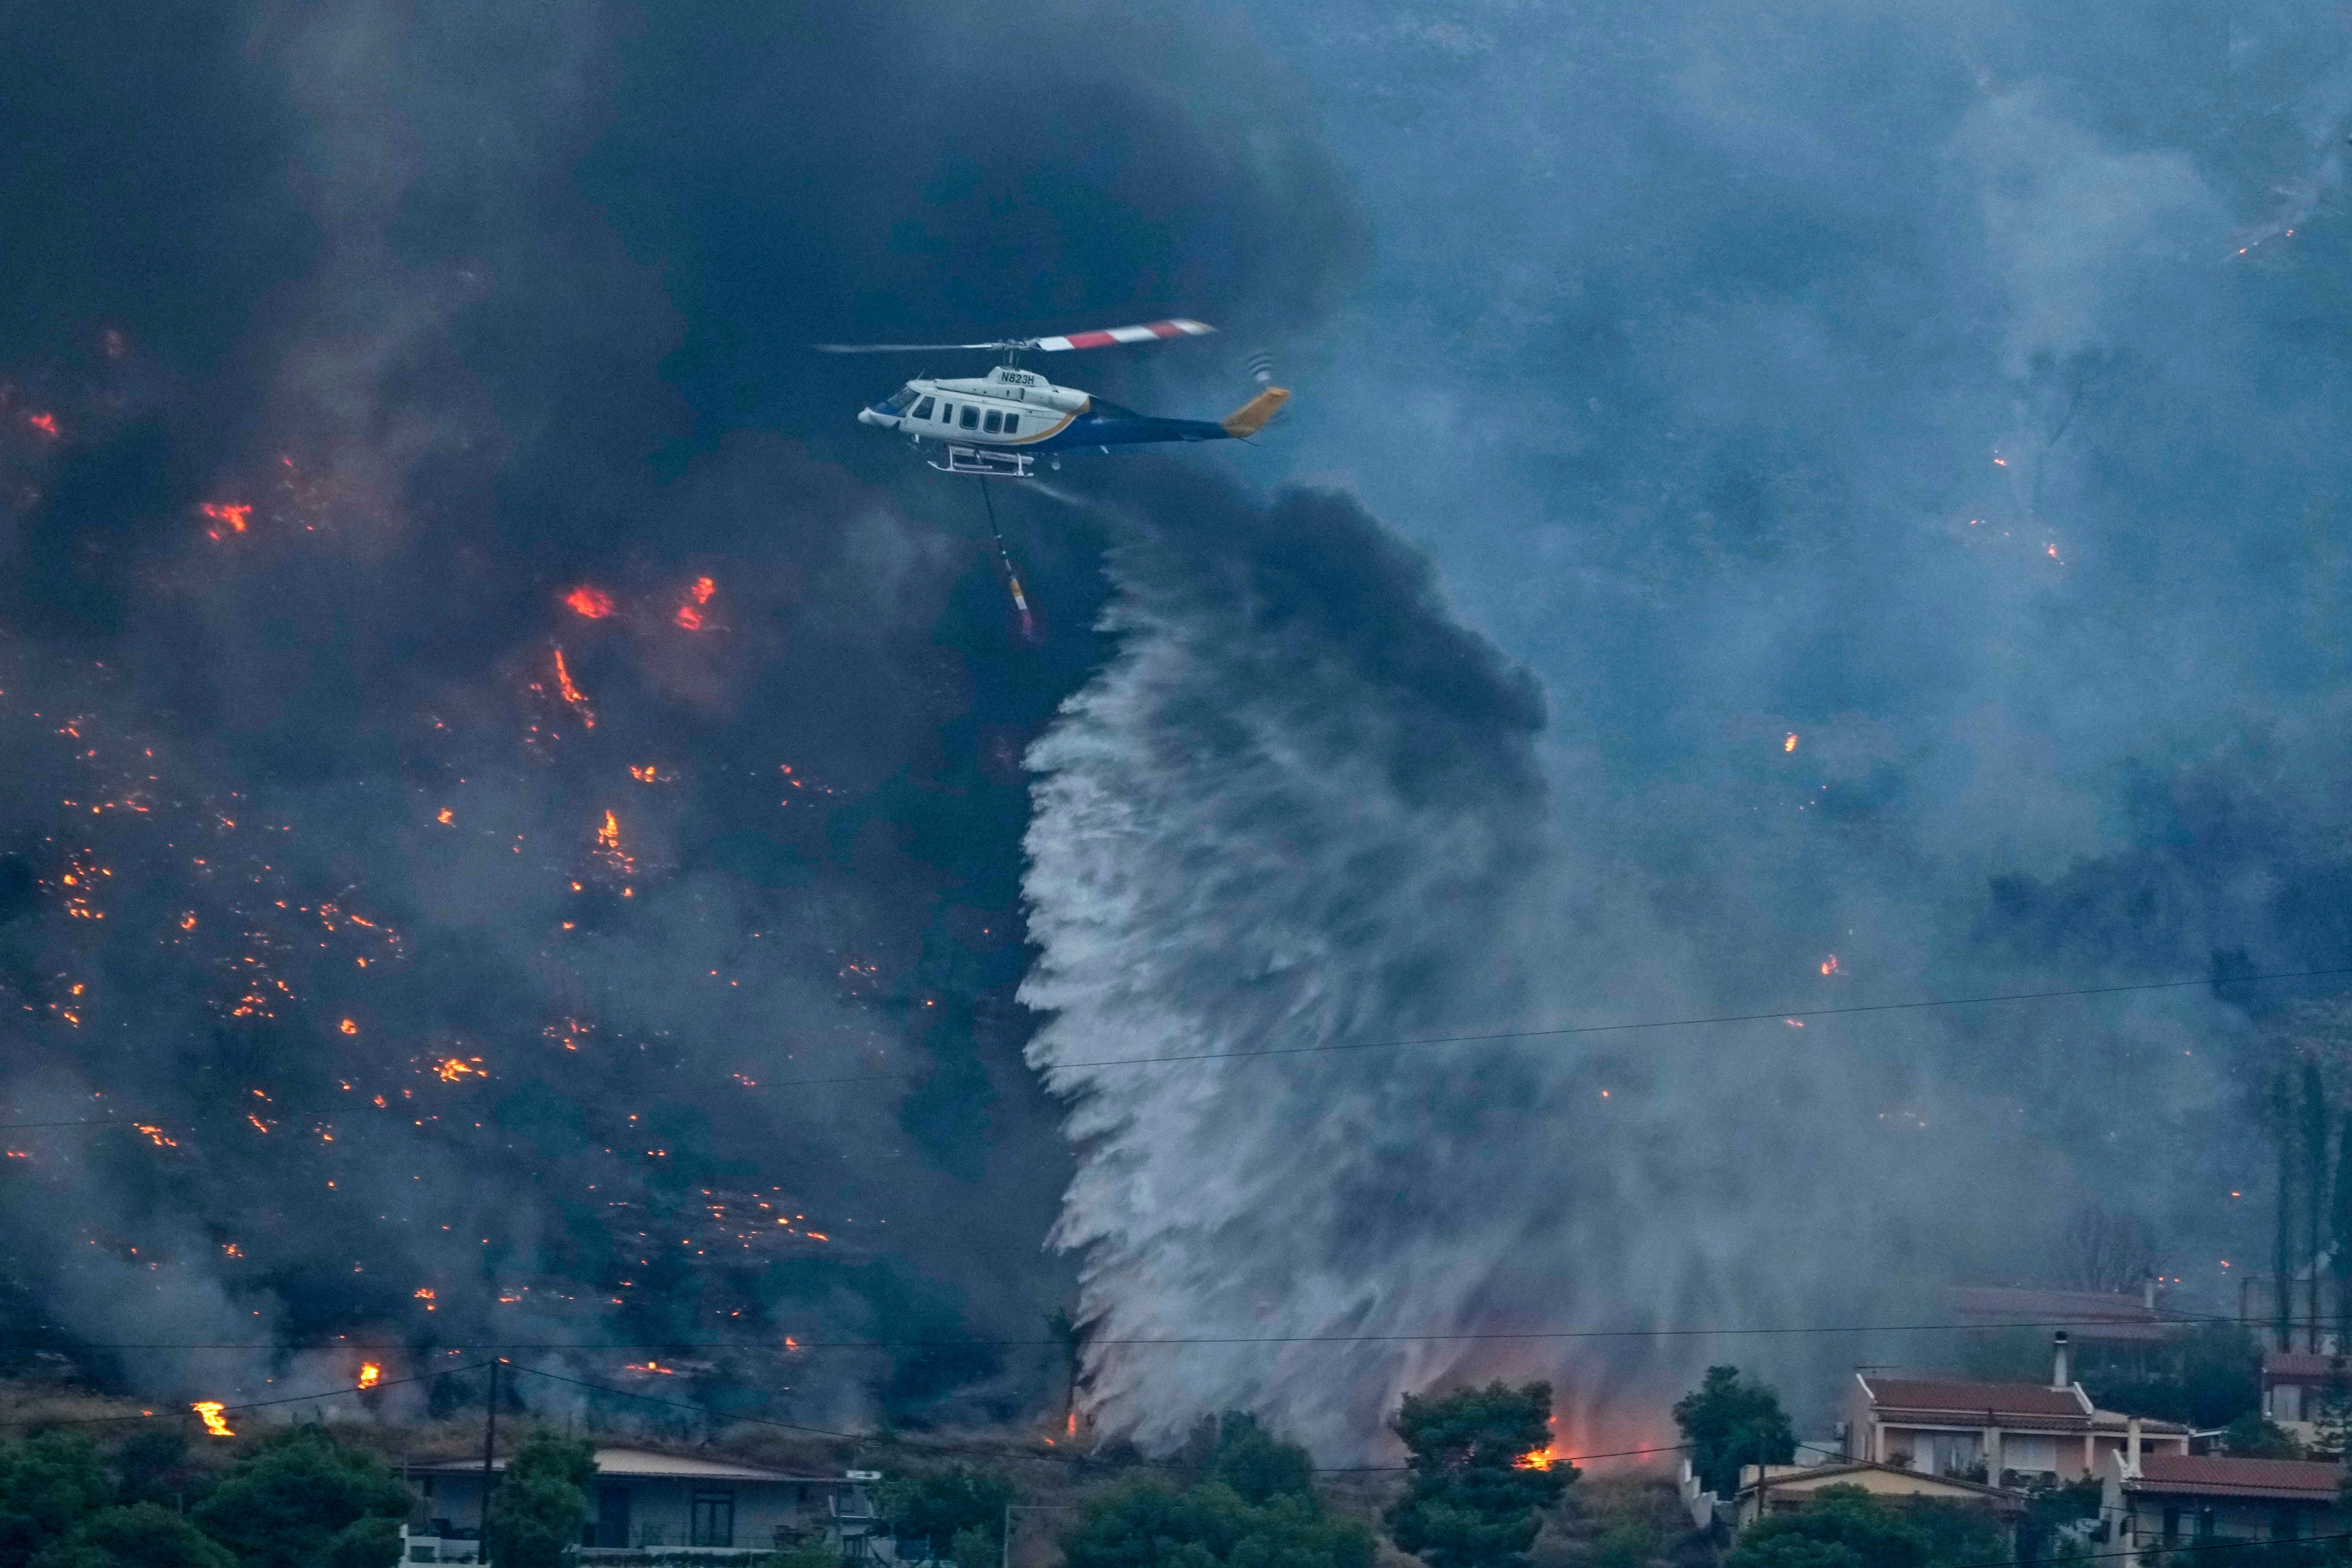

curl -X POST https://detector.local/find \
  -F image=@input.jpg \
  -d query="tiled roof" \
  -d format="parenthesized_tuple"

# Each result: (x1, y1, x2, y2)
(2125, 1454, 2343, 1502)
(2264, 1353, 2352, 1381)
(409, 1446, 837, 1482)
(1863, 1377, 2087, 1420)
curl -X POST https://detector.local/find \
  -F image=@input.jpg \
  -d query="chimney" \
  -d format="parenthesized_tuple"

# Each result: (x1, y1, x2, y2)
(2052, 1330, 2072, 1391)
(2127, 1415, 2143, 1473)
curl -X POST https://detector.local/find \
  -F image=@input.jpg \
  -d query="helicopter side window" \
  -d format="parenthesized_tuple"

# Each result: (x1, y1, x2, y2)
(1002, 413, 1019, 435)
(959, 405, 979, 430)
(911, 396, 934, 420)
(982, 410, 1003, 434)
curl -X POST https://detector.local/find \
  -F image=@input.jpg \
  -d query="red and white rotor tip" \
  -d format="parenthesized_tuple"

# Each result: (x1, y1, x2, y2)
(1032, 319, 1214, 352)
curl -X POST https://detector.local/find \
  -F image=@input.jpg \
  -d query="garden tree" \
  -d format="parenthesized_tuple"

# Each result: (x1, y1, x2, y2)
(487, 1432, 595, 1568)
(872, 1467, 1014, 1566)
(1723, 1486, 2000, 1568)
(1062, 1478, 1371, 1568)
(188, 1427, 412, 1568)
(2220, 1413, 2305, 1459)
(1204, 1415, 1313, 1507)
(107, 1436, 191, 1513)
(1384, 1382, 1572, 1568)
(1671, 1369, 1795, 1497)
(0, 1434, 112, 1568)
(33, 1504, 237, 1568)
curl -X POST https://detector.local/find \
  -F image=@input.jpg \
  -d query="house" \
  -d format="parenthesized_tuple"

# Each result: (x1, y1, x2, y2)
(1843, 1333, 2191, 1484)
(2103, 1452, 2346, 1566)
(1940, 1284, 2200, 1352)
(1731, 1460, 2025, 1543)
(401, 1447, 881, 1563)
(2262, 1353, 2352, 1452)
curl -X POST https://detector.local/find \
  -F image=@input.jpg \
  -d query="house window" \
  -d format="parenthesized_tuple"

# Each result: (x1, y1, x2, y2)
(2196, 1508, 2217, 1542)
(960, 406, 979, 430)
(2273, 1508, 2301, 1540)
(912, 397, 934, 420)
(983, 410, 1002, 434)
(691, 1491, 736, 1548)
(2274, 1383, 2305, 1423)
(1912, 1431, 1982, 1477)
(2161, 1507, 2180, 1544)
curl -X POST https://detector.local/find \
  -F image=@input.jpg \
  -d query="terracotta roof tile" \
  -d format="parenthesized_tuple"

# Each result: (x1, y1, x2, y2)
(1865, 1377, 2086, 1419)
(2127, 1454, 2342, 1502)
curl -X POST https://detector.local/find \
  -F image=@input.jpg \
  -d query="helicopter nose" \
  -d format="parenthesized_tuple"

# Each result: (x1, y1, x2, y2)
(857, 405, 885, 427)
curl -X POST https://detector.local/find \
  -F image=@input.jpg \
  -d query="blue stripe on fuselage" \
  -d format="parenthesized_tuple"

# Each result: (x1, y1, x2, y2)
(1025, 413, 1230, 452)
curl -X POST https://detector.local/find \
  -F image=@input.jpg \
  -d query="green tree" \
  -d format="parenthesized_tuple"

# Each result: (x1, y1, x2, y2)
(0, 1434, 112, 1568)
(872, 1467, 1014, 1564)
(33, 1504, 237, 1568)
(188, 1427, 411, 1568)
(1204, 1415, 1312, 1507)
(1385, 1382, 1572, 1568)
(767, 1544, 842, 1568)
(108, 1435, 191, 1512)
(1724, 1487, 1999, 1568)
(487, 1432, 594, 1568)
(2220, 1411, 2305, 1459)
(1671, 1368, 1795, 1497)
(1062, 1478, 1370, 1568)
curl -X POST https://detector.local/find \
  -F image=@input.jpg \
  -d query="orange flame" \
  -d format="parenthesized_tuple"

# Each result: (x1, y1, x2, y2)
(357, 1363, 382, 1390)
(690, 576, 716, 604)
(414, 1287, 435, 1299)
(435, 1057, 483, 1083)
(564, 585, 615, 619)
(625, 1360, 678, 1376)
(552, 648, 596, 728)
(1783, 733, 1798, 753)
(1820, 954, 1839, 977)
(200, 502, 251, 540)
(673, 605, 706, 631)
(339, 1018, 358, 1036)
(27, 412, 58, 438)
(1514, 1448, 1557, 1471)
(192, 1401, 233, 1438)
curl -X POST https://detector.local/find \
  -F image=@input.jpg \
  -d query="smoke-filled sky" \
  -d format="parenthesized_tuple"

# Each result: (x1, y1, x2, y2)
(4, 0, 2351, 1460)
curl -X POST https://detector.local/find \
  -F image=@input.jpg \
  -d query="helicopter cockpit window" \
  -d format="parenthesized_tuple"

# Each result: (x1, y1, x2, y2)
(959, 405, 979, 430)
(885, 386, 920, 413)
(911, 396, 934, 420)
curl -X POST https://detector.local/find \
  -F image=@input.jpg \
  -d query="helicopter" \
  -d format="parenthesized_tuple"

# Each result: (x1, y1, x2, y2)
(818, 318, 1288, 478)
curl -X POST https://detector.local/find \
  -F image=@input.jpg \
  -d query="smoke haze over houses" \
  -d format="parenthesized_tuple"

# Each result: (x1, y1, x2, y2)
(3, 0, 2351, 1462)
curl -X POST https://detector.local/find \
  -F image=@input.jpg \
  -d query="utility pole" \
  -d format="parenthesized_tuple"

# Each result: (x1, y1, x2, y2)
(479, 1358, 500, 1561)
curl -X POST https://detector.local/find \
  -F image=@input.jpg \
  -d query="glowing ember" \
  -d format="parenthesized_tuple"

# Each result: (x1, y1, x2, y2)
(1783, 733, 1798, 753)
(221, 1242, 241, 1257)
(26, 412, 58, 438)
(413, 1287, 435, 1299)
(690, 576, 715, 604)
(192, 1401, 233, 1438)
(357, 1363, 382, 1390)
(199, 502, 251, 540)
(625, 1360, 678, 1376)
(339, 1018, 358, 1036)
(436, 808, 453, 826)
(1819, 954, 1839, 976)
(564, 586, 615, 619)
(552, 648, 596, 728)
(132, 1123, 177, 1148)
(673, 604, 707, 631)
(435, 1057, 483, 1083)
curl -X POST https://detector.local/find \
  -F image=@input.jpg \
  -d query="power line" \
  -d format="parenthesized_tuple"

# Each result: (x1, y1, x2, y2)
(0, 1361, 490, 1429)
(5, 960, 2343, 1134)
(3, 1315, 2245, 1353)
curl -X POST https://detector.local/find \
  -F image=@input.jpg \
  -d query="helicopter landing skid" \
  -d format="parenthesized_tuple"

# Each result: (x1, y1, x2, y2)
(928, 444, 1033, 479)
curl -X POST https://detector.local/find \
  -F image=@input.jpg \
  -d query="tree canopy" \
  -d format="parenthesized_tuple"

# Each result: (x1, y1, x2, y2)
(1384, 1381, 1572, 1568)
(188, 1427, 412, 1568)
(0, 1435, 112, 1568)
(874, 1466, 1015, 1566)
(1723, 1486, 2001, 1568)
(487, 1432, 595, 1568)
(1063, 1479, 1370, 1568)
(1202, 1415, 1313, 1508)
(34, 1504, 238, 1568)
(1671, 1367, 1795, 1497)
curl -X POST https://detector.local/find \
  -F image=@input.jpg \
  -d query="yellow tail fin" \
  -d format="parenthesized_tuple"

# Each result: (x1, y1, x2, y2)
(1221, 386, 1290, 438)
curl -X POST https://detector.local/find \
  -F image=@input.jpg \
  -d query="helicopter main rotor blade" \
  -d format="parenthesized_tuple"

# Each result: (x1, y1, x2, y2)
(812, 342, 1022, 354)
(1032, 319, 1214, 351)
(812, 319, 1215, 354)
